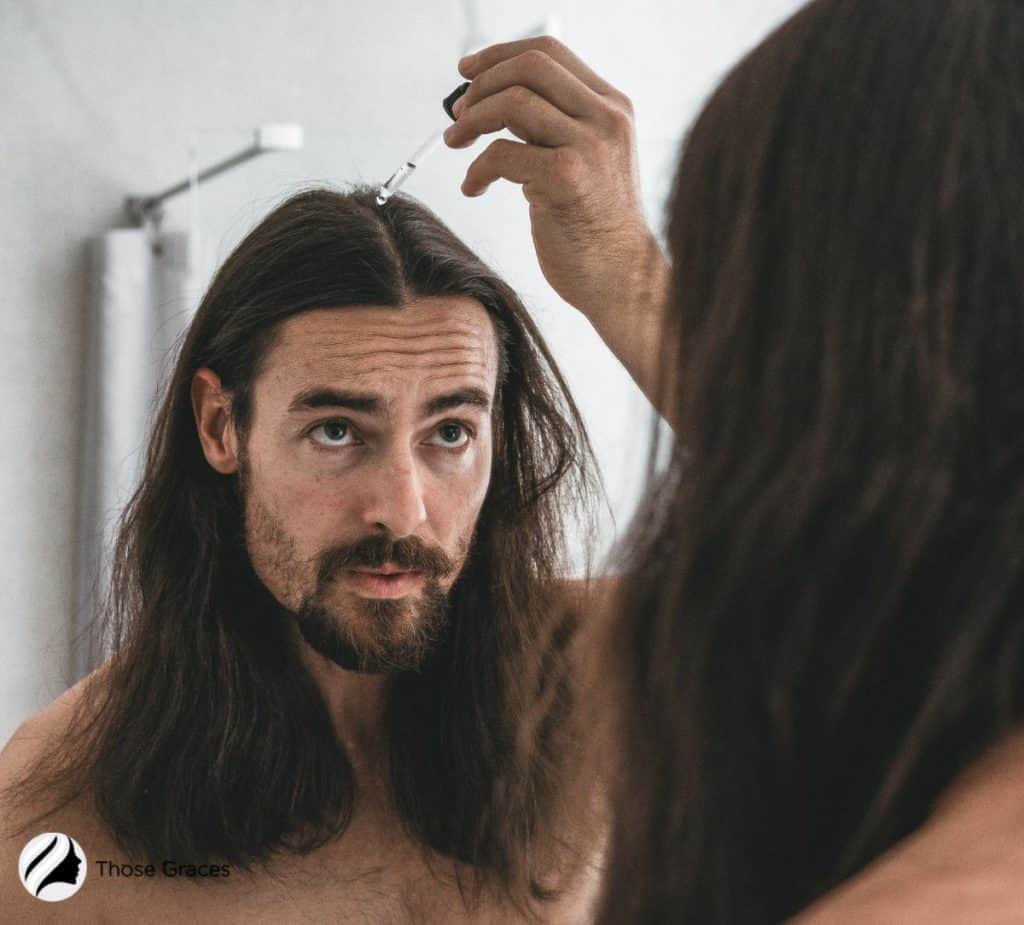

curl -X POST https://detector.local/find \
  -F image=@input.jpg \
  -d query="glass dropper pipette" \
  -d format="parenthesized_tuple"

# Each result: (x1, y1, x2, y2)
(376, 82, 470, 205)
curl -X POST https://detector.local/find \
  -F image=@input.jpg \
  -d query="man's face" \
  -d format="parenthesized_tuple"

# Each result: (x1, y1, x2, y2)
(238, 297, 499, 672)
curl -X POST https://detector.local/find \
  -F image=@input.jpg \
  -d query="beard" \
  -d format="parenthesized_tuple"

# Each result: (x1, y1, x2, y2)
(239, 460, 464, 674)
(293, 533, 456, 673)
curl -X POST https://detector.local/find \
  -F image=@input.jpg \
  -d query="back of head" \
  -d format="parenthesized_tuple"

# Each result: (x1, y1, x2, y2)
(9, 187, 597, 907)
(602, 1, 1024, 922)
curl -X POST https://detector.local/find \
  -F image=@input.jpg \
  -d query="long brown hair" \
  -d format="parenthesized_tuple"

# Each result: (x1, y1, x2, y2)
(601, 0, 1024, 921)
(9, 187, 597, 906)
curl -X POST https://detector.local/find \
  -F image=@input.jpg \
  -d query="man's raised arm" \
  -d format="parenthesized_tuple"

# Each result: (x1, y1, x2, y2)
(443, 37, 673, 419)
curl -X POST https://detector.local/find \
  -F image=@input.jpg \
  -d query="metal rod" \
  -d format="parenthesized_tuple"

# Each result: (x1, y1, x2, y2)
(151, 145, 264, 206)
(125, 143, 264, 225)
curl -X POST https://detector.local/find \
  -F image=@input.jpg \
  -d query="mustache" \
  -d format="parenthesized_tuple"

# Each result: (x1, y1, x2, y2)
(316, 534, 457, 585)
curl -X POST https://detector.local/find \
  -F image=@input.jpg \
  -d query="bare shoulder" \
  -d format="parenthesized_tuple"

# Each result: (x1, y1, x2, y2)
(0, 662, 111, 794)
(790, 732, 1024, 924)
(0, 664, 113, 921)
(788, 836, 1024, 925)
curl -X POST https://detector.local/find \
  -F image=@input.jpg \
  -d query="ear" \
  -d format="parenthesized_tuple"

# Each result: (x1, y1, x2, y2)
(191, 368, 240, 474)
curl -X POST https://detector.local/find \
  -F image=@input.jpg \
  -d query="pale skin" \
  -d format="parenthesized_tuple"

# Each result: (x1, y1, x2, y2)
(443, 33, 1024, 924)
(0, 297, 601, 923)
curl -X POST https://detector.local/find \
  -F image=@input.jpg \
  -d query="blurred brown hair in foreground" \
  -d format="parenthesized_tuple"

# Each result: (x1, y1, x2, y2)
(597, 0, 1024, 922)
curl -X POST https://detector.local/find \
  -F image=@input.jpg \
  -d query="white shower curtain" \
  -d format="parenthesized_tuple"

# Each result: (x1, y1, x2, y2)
(73, 228, 193, 680)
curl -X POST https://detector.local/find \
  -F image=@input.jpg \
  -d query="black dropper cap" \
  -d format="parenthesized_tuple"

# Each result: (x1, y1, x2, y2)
(443, 82, 471, 121)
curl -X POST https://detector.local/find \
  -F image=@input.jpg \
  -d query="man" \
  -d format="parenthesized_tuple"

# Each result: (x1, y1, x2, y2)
(447, 30, 1024, 925)
(0, 189, 604, 922)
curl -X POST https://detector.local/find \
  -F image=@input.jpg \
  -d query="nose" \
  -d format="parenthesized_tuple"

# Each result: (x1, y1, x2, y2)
(359, 442, 428, 538)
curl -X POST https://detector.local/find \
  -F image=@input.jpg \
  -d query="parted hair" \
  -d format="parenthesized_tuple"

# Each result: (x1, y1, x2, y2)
(9, 187, 597, 908)
(600, 0, 1024, 922)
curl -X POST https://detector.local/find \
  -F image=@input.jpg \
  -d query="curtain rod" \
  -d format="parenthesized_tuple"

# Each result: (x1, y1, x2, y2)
(125, 124, 303, 227)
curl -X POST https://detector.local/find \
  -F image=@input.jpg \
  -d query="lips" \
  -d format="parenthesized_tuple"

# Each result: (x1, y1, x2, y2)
(341, 568, 426, 599)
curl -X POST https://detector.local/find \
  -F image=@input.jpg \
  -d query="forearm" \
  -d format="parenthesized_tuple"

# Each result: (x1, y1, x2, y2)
(582, 232, 674, 422)
(449, 38, 675, 421)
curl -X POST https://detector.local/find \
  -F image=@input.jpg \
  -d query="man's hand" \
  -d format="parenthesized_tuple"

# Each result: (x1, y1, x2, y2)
(444, 37, 672, 411)
(445, 36, 653, 315)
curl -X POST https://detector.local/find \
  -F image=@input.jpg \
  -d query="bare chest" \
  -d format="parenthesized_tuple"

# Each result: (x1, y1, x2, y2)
(68, 819, 517, 924)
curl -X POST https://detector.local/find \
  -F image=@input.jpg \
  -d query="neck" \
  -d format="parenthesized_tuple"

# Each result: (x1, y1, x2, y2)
(297, 638, 389, 784)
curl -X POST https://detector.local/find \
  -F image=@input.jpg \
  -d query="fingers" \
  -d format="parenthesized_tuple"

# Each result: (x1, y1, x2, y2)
(448, 37, 634, 152)
(462, 139, 537, 196)
(444, 85, 582, 149)
(455, 48, 603, 122)
(459, 35, 617, 98)
(462, 138, 584, 205)
(450, 36, 636, 208)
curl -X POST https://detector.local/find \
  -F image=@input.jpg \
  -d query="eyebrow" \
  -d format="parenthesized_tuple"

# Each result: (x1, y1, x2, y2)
(288, 388, 382, 415)
(287, 386, 492, 417)
(423, 387, 492, 416)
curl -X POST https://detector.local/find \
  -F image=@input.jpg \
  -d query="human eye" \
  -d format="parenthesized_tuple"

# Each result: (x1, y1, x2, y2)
(309, 419, 359, 448)
(425, 420, 472, 450)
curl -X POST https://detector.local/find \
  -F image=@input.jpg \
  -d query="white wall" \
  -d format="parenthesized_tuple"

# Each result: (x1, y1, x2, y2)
(0, 0, 807, 744)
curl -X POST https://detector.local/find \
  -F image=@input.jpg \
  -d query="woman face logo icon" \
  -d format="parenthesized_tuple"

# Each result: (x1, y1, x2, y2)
(18, 832, 88, 902)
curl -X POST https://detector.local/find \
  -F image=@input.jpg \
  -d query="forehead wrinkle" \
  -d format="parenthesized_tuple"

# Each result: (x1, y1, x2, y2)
(284, 334, 493, 367)
(349, 364, 494, 389)
(367, 362, 493, 379)
(323, 348, 490, 365)
(279, 321, 492, 350)
(422, 372, 495, 393)
(266, 305, 499, 398)
(270, 344, 493, 383)
(337, 321, 490, 341)
(288, 336, 488, 357)
(279, 353, 495, 398)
